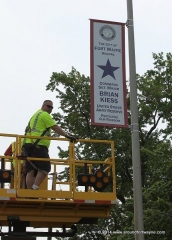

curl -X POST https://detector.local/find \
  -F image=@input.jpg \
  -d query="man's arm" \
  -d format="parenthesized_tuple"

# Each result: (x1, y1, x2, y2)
(51, 125, 66, 136)
(51, 125, 76, 142)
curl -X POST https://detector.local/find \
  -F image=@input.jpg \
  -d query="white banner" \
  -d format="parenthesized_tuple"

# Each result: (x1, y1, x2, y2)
(90, 19, 128, 127)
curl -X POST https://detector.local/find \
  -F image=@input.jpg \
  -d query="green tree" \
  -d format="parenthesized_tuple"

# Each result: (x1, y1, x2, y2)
(46, 52, 172, 240)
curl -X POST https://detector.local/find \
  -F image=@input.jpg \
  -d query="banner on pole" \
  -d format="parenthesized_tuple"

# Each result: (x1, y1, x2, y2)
(90, 19, 128, 128)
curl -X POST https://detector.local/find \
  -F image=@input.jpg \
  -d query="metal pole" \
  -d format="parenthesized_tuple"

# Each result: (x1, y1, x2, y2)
(126, 1, 144, 239)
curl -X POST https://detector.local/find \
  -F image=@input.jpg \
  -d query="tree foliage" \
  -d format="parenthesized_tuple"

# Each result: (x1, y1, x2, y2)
(46, 52, 172, 240)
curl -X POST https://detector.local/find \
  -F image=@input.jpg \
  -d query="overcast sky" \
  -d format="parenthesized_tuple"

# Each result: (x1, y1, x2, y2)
(0, 0, 172, 237)
(1, 0, 172, 138)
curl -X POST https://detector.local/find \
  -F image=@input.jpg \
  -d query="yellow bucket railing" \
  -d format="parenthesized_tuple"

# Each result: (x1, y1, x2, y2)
(0, 133, 116, 203)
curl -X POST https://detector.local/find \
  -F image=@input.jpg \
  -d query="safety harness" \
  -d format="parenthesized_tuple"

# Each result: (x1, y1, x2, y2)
(18, 111, 50, 172)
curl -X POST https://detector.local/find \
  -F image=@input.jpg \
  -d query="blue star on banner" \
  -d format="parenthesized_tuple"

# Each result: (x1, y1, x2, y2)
(97, 59, 120, 80)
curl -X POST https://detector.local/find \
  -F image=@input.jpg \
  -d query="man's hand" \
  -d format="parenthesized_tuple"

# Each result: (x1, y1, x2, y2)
(65, 134, 76, 142)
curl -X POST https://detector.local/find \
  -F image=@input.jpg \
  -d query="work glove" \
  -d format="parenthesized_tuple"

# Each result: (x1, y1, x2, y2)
(65, 134, 76, 142)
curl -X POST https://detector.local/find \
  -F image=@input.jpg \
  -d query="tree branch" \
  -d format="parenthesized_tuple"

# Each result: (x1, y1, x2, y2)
(146, 111, 163, 139)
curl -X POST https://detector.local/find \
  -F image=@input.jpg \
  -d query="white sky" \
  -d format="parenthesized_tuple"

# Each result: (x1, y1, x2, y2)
(1, 0, 172, 136)
(0, 0, 172, 238)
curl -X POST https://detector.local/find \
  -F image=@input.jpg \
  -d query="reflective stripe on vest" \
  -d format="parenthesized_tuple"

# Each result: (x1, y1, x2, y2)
(30, 111, 43, 133)
(29, 111, 50, 144)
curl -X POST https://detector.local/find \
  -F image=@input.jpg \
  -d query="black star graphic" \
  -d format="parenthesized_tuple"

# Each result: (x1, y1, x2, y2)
(97, 59, 119, 79)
